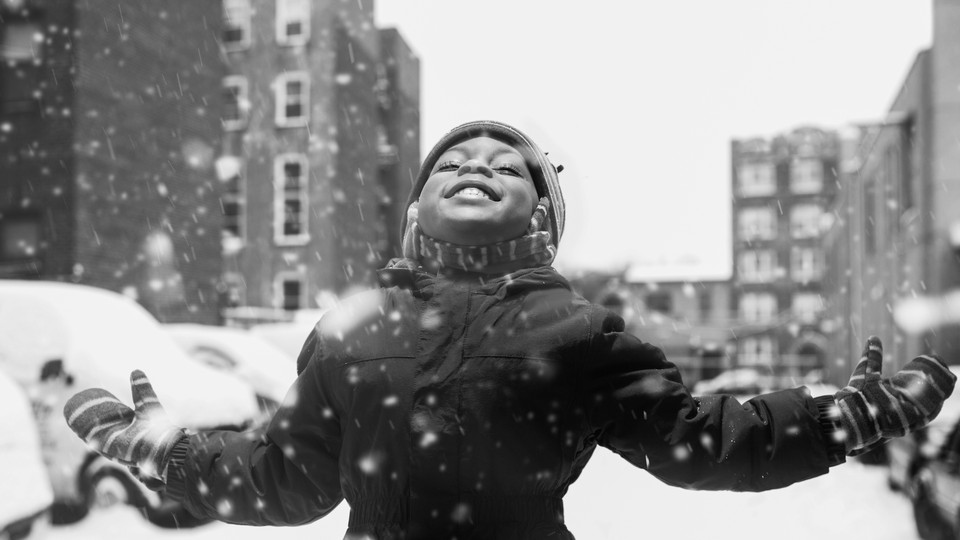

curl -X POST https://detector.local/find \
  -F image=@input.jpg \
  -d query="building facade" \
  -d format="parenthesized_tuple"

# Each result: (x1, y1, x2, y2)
(0, 1, 226, 323)
(730, 127, 841, 378)
(217, 0, 420, 317)
(823, 0, 960, 379)
(575, 269, 734, 386)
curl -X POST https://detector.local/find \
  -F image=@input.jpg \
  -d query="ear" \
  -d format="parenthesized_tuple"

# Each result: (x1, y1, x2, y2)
(401, 201, 422, 260)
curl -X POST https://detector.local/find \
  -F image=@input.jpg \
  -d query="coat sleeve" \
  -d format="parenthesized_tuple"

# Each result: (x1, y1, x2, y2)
(580, 307, 832, 492)
(164, 329, 344, 525)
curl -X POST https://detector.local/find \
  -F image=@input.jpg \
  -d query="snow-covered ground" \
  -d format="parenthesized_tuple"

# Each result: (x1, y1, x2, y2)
(47, 450, 918, 540)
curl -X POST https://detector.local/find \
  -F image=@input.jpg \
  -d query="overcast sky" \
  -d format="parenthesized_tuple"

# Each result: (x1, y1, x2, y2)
(376, 1, 933, 279)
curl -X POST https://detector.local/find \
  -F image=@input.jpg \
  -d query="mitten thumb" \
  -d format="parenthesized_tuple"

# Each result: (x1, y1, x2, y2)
(130, 370, 165, 416)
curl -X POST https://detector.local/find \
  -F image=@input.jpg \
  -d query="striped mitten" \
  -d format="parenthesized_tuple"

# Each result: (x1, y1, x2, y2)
(63, 370, 185, 486)
(833, 336, 956, 455)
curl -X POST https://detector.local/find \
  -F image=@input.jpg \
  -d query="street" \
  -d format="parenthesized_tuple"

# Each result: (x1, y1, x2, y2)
(48, 449, 918, 540)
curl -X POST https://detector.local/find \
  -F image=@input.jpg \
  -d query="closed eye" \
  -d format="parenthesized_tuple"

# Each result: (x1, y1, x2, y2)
(495, 164, 523, 177)
(435, 160, 461, 172)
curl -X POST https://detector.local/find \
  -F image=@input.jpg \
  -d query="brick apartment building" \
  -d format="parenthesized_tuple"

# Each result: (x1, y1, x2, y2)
(0, 0, 420, 324)
(730, 127, 841, 378)
(0, 1, 226, 323)
(823, 0, 960, 379)
(217, 0, 420, 316)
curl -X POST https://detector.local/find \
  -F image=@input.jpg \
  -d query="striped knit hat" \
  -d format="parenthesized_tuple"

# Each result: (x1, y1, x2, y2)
(401, 120, 565, 251)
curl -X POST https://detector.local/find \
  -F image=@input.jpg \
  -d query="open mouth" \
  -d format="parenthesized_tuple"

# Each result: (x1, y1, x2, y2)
(444, 180, 501, 201)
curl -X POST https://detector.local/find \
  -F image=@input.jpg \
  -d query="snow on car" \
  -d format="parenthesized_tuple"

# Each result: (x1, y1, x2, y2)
(0, 280, 261, 527)
(0, 367, 53, 539)
(163, 323, 296, 413)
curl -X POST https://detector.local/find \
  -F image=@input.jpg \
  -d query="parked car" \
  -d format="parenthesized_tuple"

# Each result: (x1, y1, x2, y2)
(0, 281, 261, 528)
(249, 319, 320, 361)
(0, 367, 53, 539)
(888, 365, 960, 493)
(163, 323, 296, 416)
(911, 415, 960, 540)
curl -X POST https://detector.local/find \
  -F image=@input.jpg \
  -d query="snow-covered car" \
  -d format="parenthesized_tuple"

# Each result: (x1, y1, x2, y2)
(162, 323, 296, 416)
(0, 367, 53, 539)
(0, 281, 261, 528)
(249, 319, 320, 361)
(887, 365, 960, 494)
(911, 413, 960, 540)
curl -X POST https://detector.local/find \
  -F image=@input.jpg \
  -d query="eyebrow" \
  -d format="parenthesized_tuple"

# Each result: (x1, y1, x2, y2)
(442, 145, 524, 161)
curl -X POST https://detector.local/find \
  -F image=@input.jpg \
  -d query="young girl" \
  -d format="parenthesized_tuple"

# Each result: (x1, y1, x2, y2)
(65, 120, 956, 540)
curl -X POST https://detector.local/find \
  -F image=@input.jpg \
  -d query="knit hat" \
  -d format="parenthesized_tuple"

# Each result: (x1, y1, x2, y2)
(401, 120, 565, 251)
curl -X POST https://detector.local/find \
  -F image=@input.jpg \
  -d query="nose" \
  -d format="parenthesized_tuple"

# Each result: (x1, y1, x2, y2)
(457, 160, 493, 178)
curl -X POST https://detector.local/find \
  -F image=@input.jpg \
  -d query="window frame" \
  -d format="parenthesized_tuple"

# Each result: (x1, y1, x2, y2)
(274, 71, 310, 127)
(222, 0, 252, 51)
(273, 153, 310, 246)
(276, 0, 311, 46)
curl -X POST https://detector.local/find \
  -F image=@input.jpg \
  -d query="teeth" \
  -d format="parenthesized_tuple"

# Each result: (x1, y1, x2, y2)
(453, 187, 491, 200)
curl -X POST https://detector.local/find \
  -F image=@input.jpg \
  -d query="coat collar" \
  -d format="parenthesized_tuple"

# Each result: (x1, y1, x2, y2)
(377, 259, 571, 298)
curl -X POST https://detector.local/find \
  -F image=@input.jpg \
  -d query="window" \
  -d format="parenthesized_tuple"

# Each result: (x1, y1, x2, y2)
(790, 204, 822, 238)
(738, 207, 776, 241)
(275, 72, 309, 127)
(645, 291, 672, 314)
(1, 21, 43, 114)
(739, 336, 776, 366)
(222, 0, 251, 50)
(740, 294, 775, 324)
(698, 290, 712, 321)
(790, 158, 823, 194)
(220, 161, 244, 239)
(737, 250, 776, 283)
(0, 213, 40, 260)
(736, 162, 776, 197)
(887, 145, 913, 218)
(276, 273, 305, 311)
(864, 180, 877, 254)
(740, 293, 777, 324)
(0, 22, 43, 61)
(792, 293, 823, 324)
(222, 76, 248, 130)
(276, 0, 310, 46)
(274, 154, 309, 244)
(791, 246, 821, 282)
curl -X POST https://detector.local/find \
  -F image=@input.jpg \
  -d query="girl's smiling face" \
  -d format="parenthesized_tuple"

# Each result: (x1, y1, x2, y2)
(417, 136, 539, 246)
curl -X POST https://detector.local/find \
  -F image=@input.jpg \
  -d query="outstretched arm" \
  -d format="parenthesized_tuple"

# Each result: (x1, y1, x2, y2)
(580, 308, 831, 492)
(165, 329, 342, 525)
(580, 310, 955, 493)
(64, 330, 343, 526)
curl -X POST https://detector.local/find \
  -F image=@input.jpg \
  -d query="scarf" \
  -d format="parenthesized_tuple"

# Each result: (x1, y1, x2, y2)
(394, 197, 557, 274)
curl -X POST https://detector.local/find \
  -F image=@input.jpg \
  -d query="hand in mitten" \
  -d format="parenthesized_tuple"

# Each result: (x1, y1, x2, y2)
(832, 336, 956, 455)
(63, 370, 185, 488)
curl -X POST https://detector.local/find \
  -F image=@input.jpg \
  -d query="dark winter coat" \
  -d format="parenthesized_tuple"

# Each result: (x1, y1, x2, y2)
(165, 265, 834, 539)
